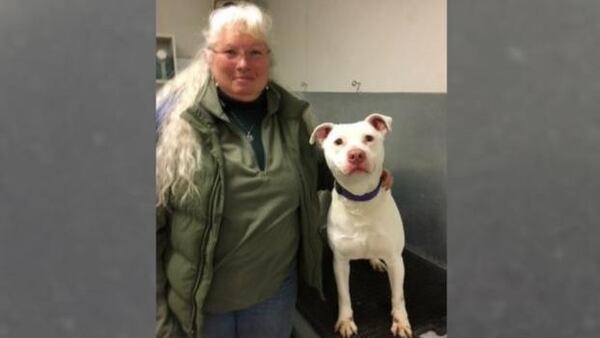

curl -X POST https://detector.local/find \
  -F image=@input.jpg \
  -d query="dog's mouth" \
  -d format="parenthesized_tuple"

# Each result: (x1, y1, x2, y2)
(341, 164, 371, 175)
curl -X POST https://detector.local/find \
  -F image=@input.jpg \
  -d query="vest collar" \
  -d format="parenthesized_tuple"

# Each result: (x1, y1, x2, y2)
(198, 79, 281, 122)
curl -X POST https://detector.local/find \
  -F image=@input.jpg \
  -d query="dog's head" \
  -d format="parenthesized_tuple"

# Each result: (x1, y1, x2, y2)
(310, 113, 392, 190)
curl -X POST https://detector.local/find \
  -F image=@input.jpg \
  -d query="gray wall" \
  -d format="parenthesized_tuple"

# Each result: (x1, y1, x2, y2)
(301, 92, 446, 267)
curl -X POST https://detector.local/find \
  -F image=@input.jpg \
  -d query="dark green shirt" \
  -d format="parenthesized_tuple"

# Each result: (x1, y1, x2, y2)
(202, 88, 301, 313)
(218, 89, 267, 170)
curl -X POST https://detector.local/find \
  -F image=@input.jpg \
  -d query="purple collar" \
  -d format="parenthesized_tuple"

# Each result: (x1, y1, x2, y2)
(335, 179, 382, 202)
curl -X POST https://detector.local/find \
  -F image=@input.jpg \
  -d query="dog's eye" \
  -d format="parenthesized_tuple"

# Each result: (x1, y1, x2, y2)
(364, 135, 374, 142)
(334, 138, 343, 145)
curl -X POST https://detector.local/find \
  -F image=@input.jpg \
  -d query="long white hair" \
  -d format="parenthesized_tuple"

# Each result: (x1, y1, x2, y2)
(156, 2, 272, 207)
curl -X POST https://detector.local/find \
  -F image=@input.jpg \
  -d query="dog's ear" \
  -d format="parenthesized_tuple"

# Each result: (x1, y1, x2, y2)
(365, 113, 392, 134)
(309, 123, 334, 145)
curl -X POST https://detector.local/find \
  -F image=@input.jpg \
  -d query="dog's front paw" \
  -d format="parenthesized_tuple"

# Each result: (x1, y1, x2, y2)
(390, 310, 412, 338)
(334, 317, 358, 338)
(369, 258, 387, 272)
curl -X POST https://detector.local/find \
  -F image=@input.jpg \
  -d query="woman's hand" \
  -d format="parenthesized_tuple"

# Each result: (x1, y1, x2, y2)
(381, 169, 394, 190)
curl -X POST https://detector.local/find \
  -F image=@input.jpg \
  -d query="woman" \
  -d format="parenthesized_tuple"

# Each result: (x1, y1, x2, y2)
(156, 3, 329, 337)
(156, 3, 390, 337)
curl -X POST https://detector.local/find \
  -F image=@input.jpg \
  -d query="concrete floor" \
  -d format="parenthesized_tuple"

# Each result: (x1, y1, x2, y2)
(293, 310, 446, 338)
(420, 331, 447, 338)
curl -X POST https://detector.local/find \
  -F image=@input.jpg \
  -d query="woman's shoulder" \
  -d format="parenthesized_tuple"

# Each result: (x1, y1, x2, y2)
(268, 81, 310, 118)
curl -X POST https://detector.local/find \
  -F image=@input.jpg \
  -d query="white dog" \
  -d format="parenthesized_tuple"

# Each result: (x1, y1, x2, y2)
(310, 113, 412, 338)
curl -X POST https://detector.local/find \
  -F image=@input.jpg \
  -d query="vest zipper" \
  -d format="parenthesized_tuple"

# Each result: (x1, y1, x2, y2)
(189, 162, 221, 337)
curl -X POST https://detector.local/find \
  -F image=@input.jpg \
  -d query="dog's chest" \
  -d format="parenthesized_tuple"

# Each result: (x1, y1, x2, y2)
(328, 226, 387, 259)
(328, 199, 398, 259)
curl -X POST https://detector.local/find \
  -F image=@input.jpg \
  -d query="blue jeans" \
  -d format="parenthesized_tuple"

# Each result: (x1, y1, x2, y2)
(202, 268, 298, 338)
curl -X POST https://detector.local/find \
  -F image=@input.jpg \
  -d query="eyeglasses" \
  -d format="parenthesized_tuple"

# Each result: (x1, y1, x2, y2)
(210, 46, 270, 62)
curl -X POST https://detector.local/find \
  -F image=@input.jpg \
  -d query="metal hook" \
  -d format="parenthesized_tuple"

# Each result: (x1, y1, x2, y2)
(300, 81, 308, 93)
(351, 80, 361, 93)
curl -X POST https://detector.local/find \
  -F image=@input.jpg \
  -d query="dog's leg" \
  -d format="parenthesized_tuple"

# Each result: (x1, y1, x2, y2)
(333, 255, 357, 338)
(369, 258, 387, 272)
(386, 256, 412, 338)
